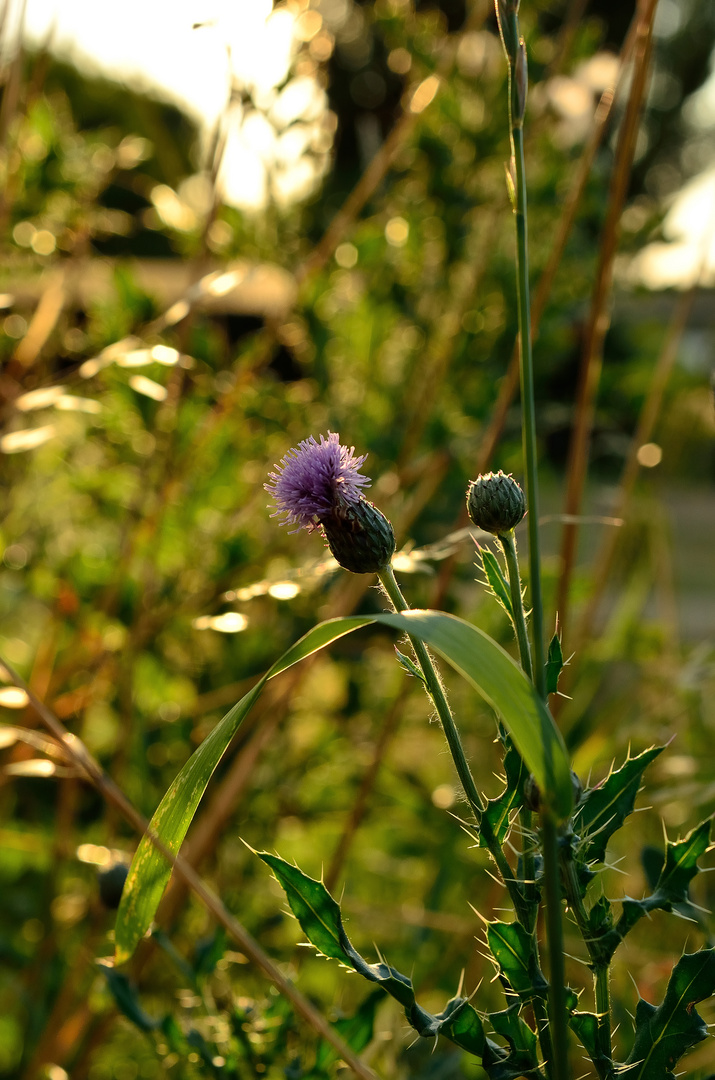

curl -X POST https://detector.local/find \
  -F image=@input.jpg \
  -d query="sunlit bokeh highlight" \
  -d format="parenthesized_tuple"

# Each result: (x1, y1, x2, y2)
(14, 0, 333, 212)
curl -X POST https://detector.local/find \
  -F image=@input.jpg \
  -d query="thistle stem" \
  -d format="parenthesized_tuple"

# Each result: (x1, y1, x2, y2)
(379, 565, 484, 817)
(378, 564, 530, 924)
(498, 530, 537, 910)
(498, 530, 533, 682)
(541, 813, 570, 1080)
(561, 850, 612, 1077)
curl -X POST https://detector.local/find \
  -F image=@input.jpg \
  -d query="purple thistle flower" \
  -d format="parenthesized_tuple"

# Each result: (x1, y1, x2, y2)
(265, 431, 371, 533)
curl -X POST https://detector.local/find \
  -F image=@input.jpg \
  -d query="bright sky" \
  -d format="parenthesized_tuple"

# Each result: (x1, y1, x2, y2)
(9, 0, 715, 281)
(19, 0, 279, 124)
(13, 0, 330, 212)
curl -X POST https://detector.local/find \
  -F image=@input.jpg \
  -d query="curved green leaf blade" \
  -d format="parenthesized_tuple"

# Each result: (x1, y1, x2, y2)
(116, 607, 570, 964)
(373, 610, 572, 819)
(114, 681, 266, 965)
(115, 617, 373, 964)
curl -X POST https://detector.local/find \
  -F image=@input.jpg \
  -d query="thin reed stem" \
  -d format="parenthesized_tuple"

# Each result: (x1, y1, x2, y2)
(555, 0, 657, 641)
(512, 122, 546, 700)
(501, 5, 569, 1076)
(378, 565, 484, 818)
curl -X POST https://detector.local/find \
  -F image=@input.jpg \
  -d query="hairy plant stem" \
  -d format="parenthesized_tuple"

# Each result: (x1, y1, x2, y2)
(498, 530, 536, 907)
(378, 564, 530, 925)
(504, 7, 569, 1076)
(560, 850, 613, 1077)
(541, 813, 570, 1080)
(499, 530, 533, 682)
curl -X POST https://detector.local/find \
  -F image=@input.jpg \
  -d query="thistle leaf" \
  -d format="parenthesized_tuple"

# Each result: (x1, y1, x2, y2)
(486, 921, 548, 1002)
(653, 815, 713, 906)
(544, 631, 563, 696)
(623, 949, 715, 1079)
(259, 854, 348, 963)
(615, 817, 714, 948)
(483, 1003, 542, 1079)
(569, 1011, 598, 1059)
(480, 547, 513, 620)
(575, 746, 664, 865)
(258, 851, 489, 1056)
(394, 647, 426, 683)
(480, 739, 528, 849)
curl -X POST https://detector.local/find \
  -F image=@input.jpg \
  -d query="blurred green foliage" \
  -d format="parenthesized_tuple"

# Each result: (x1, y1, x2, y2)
(1, 0, 714, 1077)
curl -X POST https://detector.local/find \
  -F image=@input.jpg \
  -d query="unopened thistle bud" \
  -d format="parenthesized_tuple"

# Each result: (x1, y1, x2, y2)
(265, 431, 395, 575)
(467, 471, 526, 536)
(321, 497, 396, 574)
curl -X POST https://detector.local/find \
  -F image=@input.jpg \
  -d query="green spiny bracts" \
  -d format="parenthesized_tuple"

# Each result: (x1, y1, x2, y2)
(467, 471, 526, 537)
(321, 497, 396, 575)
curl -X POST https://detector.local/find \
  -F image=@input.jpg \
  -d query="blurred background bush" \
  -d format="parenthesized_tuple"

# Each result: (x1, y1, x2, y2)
(1, 0, 714, 1077)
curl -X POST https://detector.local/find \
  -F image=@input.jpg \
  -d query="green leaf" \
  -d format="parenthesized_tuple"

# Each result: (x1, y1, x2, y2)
(569, 1012, 599, 1060)
(575, 746, 664, 865)
(259, 851, 488, 1058)
(115, 617, 374, 964)
(486, 921, 548, 1002)
(480, 548, 513, 620)
(258, 853, 348, 963)
(623, 950, 715, 1079)
(484, 1004, 541, 1079)
(544, 631, 563, 696)
(114, 681, 266, 965)
(654, 816, 713, 906)
(394, 647, 426, 683)
(480, 738, 528, 849)
(116, 608, 571, 964)
(613, 818, 714, 950)
(374, 610, 572, 821)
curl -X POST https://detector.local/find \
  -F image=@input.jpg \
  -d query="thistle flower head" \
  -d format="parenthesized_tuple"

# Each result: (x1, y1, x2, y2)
(265, 431, 395, 574)
(467, 470, 526, 536)
(265, 431, 371, 532)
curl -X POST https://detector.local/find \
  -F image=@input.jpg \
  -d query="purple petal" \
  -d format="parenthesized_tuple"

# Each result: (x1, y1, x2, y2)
(265, 431, 371, 531)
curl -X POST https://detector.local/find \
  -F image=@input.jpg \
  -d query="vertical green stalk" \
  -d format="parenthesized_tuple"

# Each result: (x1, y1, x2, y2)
(512, 125, 546, 697)
(378, 563, 532, 927)
(497, 4, 570, 1078)
(379, 564, 484, 819)
(561, 852, 612, 1076)
(498, 530, 533, 682)
(498, 530, 537, 910)
(541, 813, 570, 1080)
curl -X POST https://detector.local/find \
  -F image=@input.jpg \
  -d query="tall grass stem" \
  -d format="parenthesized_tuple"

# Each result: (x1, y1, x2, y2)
(505, 7, 568, 1076)
(512, 124, 545, 700)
